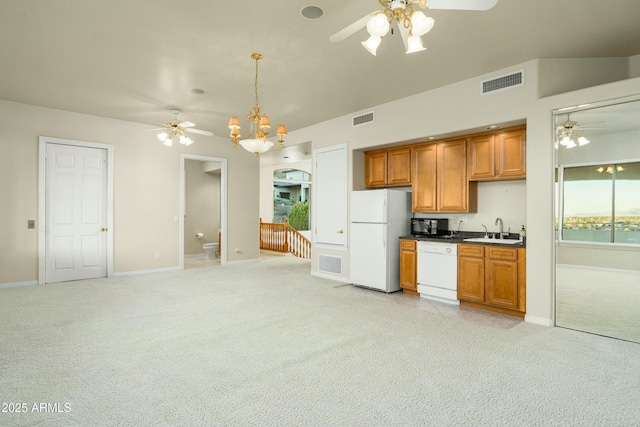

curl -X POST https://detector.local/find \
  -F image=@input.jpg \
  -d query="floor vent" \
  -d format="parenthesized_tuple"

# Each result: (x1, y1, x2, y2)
(318, 254, 343, 275)
(481, 70, 524, 95)
(352, 111, 374, 127)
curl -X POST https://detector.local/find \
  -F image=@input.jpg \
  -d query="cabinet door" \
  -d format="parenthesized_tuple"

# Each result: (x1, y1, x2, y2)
(364, 151, 387, 187)
(496, 129, 526, 178)
(437, 139, 469, 212)
(387, 147, 412, 186)
(486, 258, 519, 309)
(399, 240, 417, 292)
(411, 144, 437, 212)
(468, 134, 496, 180)
(458, 255, 485, 302)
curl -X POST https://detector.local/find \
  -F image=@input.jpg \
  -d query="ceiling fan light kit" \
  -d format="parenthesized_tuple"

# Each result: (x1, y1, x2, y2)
(152, 109, 213, 147)
(557, 113, 591, 149)
(362, 1, 434, 55)
(330, 0, 498, 55)
(228, 53, 287, 156)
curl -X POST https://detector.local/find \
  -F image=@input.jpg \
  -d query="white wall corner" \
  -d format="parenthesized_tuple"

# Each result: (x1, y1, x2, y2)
(524, 314, 554, 327)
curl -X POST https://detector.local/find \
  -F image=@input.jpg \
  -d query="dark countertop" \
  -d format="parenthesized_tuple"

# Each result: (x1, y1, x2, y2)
(400, 231, 526, 248)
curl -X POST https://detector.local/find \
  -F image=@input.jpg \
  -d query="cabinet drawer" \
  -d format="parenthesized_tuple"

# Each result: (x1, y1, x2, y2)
(458, 244, 484, 258)
(400, 239, 417, 251)
(487, 247, 518, 261)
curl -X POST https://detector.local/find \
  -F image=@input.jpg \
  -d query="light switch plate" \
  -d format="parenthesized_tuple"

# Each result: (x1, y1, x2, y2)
(28, 220, 35, 229)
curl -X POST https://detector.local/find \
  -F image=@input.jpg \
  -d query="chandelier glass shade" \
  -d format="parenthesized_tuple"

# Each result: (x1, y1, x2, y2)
(362, 0, 435, 55)
(228, 53, 287, 156)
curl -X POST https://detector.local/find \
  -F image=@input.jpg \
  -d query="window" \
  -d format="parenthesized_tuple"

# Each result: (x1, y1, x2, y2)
(559, 161, 640, 244)
(273, 168, 311, 228)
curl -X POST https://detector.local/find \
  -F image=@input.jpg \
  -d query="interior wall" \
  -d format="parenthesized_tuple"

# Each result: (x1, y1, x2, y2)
(629, 54, 640, 78)
(538, 58, 630, 98)
(0, 99, 259, 285)
(184, 159, 220, 255)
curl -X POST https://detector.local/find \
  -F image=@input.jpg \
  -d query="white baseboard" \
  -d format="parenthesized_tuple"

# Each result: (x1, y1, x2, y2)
(0, 280, 38, 289)
(525, 314, 553, 326)
(112, 266, 180, 277)
(310, 270, 351, 283)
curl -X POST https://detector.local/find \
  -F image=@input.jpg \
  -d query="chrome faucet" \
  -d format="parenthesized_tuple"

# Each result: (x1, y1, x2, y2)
(495, 217, 504, 239)
(482, 224, 488, 238)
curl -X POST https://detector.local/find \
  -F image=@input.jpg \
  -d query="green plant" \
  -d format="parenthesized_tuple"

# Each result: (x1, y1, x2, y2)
(288, 201, 309, 231)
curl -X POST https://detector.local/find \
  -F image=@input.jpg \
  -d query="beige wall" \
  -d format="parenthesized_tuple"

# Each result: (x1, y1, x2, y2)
(0, 100, 260, 284)
(184, 159, 221, 255)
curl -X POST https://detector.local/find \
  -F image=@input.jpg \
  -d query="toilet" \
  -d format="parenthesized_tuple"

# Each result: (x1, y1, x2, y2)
(202, 243, 219, 260)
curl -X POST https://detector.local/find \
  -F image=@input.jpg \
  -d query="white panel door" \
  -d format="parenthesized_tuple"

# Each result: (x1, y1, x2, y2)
(314, 145, 347, 245)
(46, 144, 108, 283)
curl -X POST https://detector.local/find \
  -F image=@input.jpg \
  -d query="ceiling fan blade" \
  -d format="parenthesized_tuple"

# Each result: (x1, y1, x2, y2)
(178, 121, 195, 128)
(185, 128, 214, 137)
(427, 0, 498, 11)
(145, 127, 166, 132)
(330, 14, 371, 43)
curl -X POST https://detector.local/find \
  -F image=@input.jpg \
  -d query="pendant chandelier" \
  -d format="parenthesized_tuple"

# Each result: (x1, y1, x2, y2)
(228, 53, 287, 156)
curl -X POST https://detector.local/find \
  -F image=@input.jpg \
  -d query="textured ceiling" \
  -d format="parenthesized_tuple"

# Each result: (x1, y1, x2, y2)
(1, 0, 640, 140)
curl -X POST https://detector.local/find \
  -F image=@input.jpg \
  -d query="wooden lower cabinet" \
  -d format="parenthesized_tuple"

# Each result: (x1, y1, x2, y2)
(399, 239, 418, 296)
(458, 244, 526, 318)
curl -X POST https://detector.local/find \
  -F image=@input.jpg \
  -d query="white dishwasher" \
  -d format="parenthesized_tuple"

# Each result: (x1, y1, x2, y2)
(417, 241, 459, 305)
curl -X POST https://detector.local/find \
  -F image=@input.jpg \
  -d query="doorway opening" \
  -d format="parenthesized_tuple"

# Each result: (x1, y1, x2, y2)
(180, 154, 227, 269)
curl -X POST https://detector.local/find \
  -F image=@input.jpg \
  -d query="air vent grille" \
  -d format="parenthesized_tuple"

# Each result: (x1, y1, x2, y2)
(481, 70, 524, 95)
(353, 112, 374, 126)
(318, 254, 342, 275)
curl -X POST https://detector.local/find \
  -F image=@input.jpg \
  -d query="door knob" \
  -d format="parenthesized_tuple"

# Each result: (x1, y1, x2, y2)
(100, 227, 107, 232)
(337, 229, 344, 234)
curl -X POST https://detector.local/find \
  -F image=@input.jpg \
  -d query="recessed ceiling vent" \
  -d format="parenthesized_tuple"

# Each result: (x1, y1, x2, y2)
(318, 254, 342, 275)
(481, 70, 524, 95)
(353, 111, 374, 127)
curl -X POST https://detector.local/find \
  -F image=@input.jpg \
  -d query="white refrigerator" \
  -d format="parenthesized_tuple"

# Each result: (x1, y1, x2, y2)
(349, 189, 411, 293)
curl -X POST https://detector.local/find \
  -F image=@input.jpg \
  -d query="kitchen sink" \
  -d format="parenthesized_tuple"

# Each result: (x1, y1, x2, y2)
(463, 237, 521, 245)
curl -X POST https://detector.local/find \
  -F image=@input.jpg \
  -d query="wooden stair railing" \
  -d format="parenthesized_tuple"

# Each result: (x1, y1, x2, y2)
(259, 218, 311, 259)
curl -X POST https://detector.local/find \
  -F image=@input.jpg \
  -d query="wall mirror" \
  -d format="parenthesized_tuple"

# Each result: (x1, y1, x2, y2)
(554, 95, 640, 343)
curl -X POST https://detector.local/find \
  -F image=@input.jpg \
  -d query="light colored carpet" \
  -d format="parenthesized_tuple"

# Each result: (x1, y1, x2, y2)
(556, 263, 640, 343)
(1, 256, 640, 427)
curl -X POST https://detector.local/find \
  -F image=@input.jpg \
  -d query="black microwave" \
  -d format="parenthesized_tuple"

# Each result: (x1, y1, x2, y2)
(411, 218, 449, 236)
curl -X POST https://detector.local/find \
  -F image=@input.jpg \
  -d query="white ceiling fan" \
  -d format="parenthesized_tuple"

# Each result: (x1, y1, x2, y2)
(330, 0, 499, 55)
(149, 109, 214, 147)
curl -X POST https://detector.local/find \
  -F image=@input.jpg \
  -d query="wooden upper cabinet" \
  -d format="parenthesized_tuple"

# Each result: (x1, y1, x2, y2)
(412, 140, 477, 213)
(364, 147, 411, 188)
(437, 139, 470, 212)
(387, 147, 412, 186)
(468, 134, 496, 180)
(411, 143, 437, 211)
(496, 128, 526, 179)
(364, 151, 387, 187)
(468, 125, 526, 181)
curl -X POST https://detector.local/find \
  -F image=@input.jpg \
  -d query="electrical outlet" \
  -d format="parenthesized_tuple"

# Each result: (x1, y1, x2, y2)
(155, 252, 160, 260)
(460, 216, 468, 223)
(27, 220, 35, 229)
